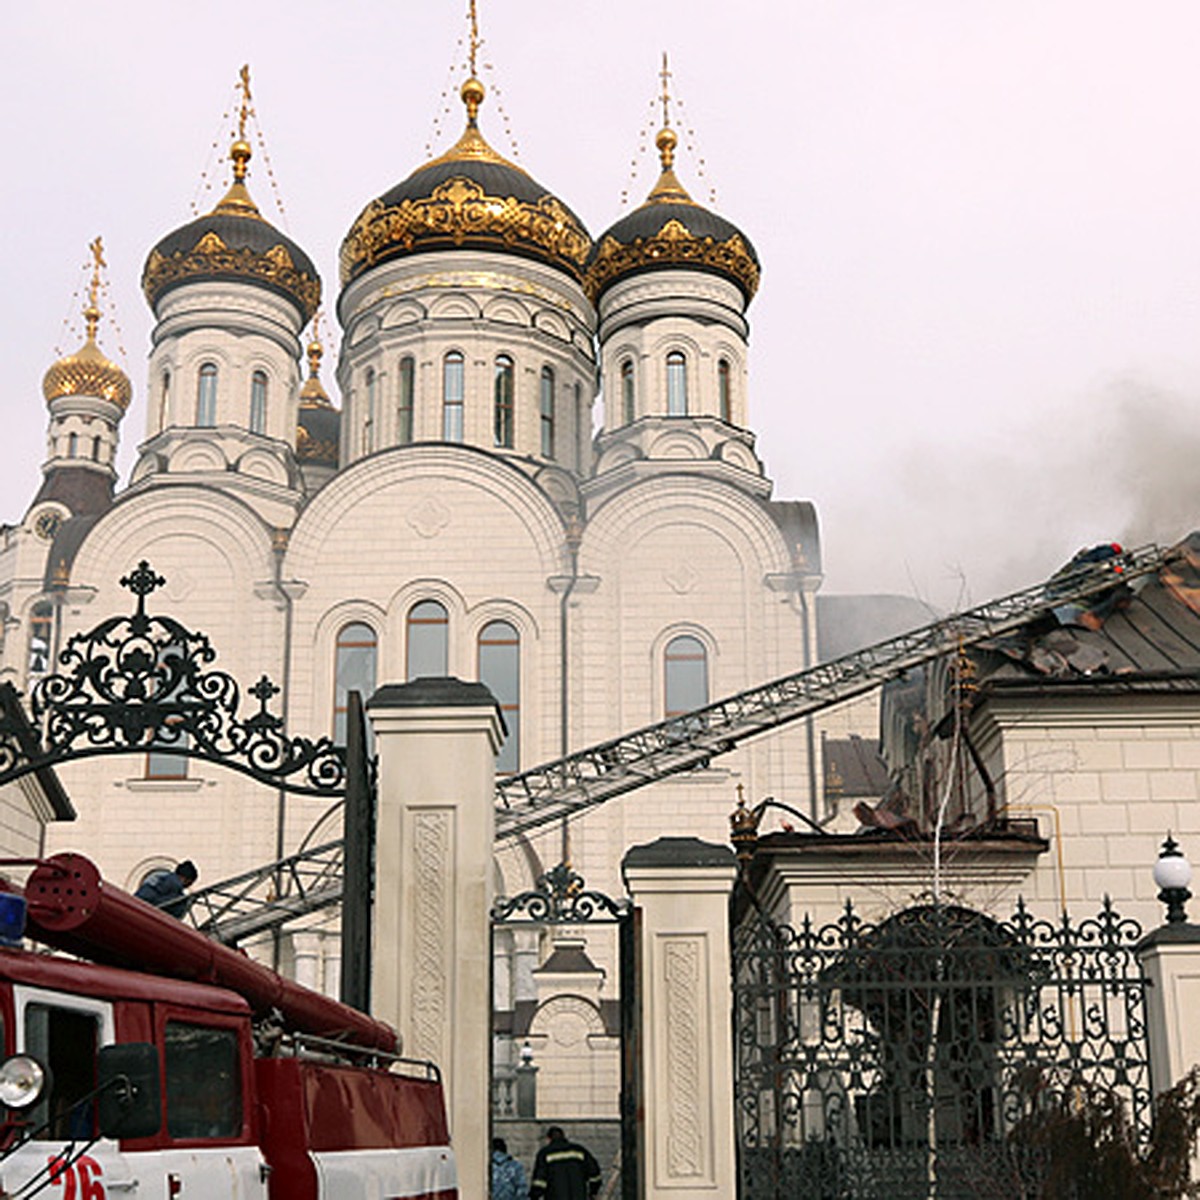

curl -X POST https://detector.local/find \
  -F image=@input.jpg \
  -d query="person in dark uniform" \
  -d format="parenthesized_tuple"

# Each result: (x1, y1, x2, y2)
(134, 860, 197, 919)
(529, 1125, 602, 1199)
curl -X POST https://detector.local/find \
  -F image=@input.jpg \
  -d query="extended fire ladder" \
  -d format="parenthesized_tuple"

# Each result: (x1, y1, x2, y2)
(185, 542, 1175, 944)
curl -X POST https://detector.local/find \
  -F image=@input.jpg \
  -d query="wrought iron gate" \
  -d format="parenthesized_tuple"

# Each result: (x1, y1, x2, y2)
(491, 863, 639, 1200)
(0, 562, 374, 1010)
(732, 897, 1151, 1199)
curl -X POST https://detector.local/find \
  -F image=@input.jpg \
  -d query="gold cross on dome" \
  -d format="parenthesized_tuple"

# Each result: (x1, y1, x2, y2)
(659, 51, 672, 129)
(468, 0, 480, 78)
(237, 64, 252, 139)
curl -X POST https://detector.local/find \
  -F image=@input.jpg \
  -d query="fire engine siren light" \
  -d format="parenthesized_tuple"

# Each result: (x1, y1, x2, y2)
(0, 893, 27, 947)
(0, 1055, 46, 1109)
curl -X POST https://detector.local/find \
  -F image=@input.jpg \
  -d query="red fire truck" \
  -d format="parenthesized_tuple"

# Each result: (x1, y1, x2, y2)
(0, 853, 457, 1199)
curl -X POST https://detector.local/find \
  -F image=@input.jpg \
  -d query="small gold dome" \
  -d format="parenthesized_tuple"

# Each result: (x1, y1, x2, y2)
(299, 336, 332, 407)
(42, 303, 132, 410)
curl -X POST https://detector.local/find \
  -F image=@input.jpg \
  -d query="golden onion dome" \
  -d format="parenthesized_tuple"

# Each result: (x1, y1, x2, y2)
(43, 298, 132, 411)
(298, 336, 332, 408)
(339, 77, 592, 291)
(585, 122, 760, 305)
(142, 94, 320, 323)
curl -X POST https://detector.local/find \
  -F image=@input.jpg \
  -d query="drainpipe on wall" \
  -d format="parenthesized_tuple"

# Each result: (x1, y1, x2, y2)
(558, 515, 583, 865)
(270, 526, 295, 971)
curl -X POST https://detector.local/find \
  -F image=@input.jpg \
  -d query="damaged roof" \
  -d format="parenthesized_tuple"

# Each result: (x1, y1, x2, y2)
(977, 533, 1200, 679)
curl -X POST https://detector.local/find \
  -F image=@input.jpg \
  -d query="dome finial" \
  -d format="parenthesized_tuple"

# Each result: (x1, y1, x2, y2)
(645, 52, 690, 205)
(461, 0, 486, 123)
(83, 235, 105, 343)
(212, 64, 261, 218)
(299, 311, 332, 408)
(657, 51, 676, 170)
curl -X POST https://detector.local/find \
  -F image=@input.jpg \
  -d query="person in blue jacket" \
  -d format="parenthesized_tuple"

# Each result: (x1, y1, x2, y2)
(491, 1136, 529, 1200)
(135, 860, 198, 919)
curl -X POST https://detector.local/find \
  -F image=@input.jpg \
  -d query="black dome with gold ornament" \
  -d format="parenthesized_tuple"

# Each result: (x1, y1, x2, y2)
(142, 133, 320, 324)
(339, 77, 592, 293)
(586, 124, 759, 305)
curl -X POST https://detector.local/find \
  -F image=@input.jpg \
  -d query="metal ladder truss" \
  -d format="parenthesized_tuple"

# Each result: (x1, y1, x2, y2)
(182, 838, 345, 945)
(493, 542, 1172, 838)
(188, 542, 1172, 942)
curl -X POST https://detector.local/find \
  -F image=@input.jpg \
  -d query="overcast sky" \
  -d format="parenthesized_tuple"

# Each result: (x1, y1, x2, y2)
(3, 2, 1200, 610)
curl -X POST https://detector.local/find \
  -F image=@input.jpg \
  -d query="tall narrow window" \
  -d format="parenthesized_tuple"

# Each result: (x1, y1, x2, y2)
(333, 622, 378, 744)
(160, 371, 171, 428)
(146, 725, 189, 780)
(621, 360, 635, 425)
(407, 600, 448, 680)
(363, 367, 377, 452)
(27, 602, 52, 680)
(67, 433, 78, 458)
(196, 363, 218, 426)
(494, 355, 514, 448)
(718, 359, 732, 422)
(250, 370, 268, 434)
(398, 356, 415, 445)
(665, 634, 708, 717)
(540, 366, 555, 459)
(91, 436, 101, 462)
(479, 620, 520, 773)
(666, 352, 688, 416)
(443, 352, 464, 442)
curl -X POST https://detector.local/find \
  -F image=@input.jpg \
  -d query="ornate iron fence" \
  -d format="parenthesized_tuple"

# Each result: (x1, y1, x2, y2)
(732, 898, 1151, 1199)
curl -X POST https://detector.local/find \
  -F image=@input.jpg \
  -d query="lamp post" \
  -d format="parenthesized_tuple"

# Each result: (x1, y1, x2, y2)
(515, 1039, 537, 1118)
(1153, 834, 1193, 925)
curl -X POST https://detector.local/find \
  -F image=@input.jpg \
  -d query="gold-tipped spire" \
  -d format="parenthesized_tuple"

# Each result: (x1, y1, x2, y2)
(213, 64, 261, 218)
(299, 313, 332, 407)
(43, 237, 132, 410)
(645, 53, 693, 206)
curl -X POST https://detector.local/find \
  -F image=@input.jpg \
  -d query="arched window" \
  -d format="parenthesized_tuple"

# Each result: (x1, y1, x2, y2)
(398, 356, 415, 445)
(196, 363, 218, 426)
(540, 366, 555, 459)
(407, 600, 449, 680)
(443, 352, 464, 442)
(363, 367, 377, 452)
(664, 634, 708, 717)
(67, 433, 78, 458)
(479, 620, 520, 773)
(718, 359, 732, 423)
(91, 436, 101, 462)
(250, 370, 268, 434)
(160, 370, 171, 428)
(621, 360, 635, 424)
(27, 601, 52, 681)
(494, 355, 514, 448)
(333, 622, 378, 744)
(666, 352, 688, 416)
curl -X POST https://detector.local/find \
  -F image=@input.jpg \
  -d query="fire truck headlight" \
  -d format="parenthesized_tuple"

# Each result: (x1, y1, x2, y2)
(0, 1055, 46, 1109)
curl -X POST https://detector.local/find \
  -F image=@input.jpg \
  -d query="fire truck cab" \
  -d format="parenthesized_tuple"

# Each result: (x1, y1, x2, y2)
(0, 856, 457, 1200)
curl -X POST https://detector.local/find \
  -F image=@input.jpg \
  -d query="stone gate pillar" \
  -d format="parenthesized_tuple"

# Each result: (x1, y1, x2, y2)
(367, 678, 503, 1200)
(1137, 921, 1200, 1092)
(623, 837, 739, 1198)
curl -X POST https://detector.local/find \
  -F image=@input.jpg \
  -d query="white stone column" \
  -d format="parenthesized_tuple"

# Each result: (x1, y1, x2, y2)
(367, 678, 503, 1200)
(623, 837, 738, 1198)
(1137, 923, 1200, 1092)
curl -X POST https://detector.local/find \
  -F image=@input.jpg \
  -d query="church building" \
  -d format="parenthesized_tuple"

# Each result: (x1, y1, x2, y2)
(0, 58, 850, 1125)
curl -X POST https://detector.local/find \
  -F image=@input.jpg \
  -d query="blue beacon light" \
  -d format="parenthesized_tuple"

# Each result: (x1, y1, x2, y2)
(0, 893, 28, 947)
